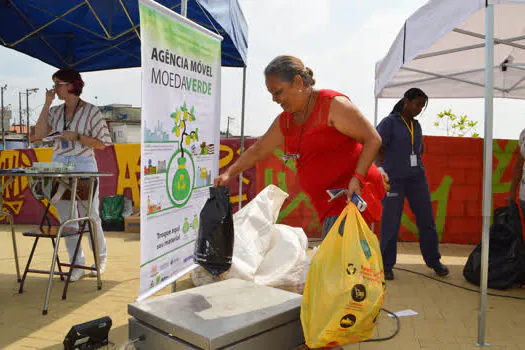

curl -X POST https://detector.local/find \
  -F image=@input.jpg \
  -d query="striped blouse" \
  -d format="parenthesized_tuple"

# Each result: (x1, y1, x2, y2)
(48, 101, 112, 158)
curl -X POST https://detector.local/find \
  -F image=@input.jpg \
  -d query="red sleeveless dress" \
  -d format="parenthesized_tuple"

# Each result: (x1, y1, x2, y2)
(278, 89, 385, 223)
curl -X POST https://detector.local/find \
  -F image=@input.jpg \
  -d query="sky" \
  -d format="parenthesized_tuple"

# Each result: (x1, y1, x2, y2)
(1, 0, 525, 139)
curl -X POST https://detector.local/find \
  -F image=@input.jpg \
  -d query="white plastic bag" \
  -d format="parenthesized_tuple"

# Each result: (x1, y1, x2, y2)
(225, 185, 288, 280)
(254, 224, 310, 293)
(225, 185, 310, 293)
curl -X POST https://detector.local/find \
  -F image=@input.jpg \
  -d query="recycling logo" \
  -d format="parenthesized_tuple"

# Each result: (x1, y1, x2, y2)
(339, 314, 357, 328)
(346, 263, 357, 275)
(351, 284, 367, 302)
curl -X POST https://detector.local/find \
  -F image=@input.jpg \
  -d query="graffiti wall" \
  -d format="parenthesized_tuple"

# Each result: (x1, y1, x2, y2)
(218, 138, 257, 210)
(0, 147, 55, 224)
(0, 136, 519, 245)
(409, 136, 519, 244)
(256, 136, 521, 244)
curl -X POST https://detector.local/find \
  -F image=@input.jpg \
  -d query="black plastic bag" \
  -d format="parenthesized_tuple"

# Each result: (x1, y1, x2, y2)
(193, 186, 234, 276)
(463, 203, 525, 290)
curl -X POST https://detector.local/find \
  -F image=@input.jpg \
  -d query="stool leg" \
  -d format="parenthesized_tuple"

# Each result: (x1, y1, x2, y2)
(51, 238, 64, 282)
(62, 233, 83, 300)
(8, 214, 21, 282)
(18, 237, 39, 294)
(87, 221, 98, 279)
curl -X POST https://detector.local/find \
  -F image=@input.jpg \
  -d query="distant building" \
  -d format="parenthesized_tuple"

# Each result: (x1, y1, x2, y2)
(99, 104, 141, 122)
(10, 124, 29, 135)
(0, 133, 27, 150)
(0, 108, 27, 149)
(0, 107, 12, 132)
(99, 104, 141, 144)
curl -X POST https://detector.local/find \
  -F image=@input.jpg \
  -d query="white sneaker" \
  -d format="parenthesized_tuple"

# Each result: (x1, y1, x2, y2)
(90, 257, 107, 277)
(68, 268, 86, 282)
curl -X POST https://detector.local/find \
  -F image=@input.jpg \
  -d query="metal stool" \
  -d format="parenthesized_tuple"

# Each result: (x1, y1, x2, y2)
(19, 178, 99, 302)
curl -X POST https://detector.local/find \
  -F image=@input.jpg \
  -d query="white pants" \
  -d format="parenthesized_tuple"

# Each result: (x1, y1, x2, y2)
(51, 155, 107, 266)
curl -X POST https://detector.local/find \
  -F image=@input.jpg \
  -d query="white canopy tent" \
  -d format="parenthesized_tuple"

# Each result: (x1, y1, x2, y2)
(374, 0, 525, 346)
(375, 0, 525, 99)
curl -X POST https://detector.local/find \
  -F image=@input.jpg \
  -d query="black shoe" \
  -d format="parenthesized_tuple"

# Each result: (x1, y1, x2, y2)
(432, 262, 449, 277)
(384, 270, 394, 280)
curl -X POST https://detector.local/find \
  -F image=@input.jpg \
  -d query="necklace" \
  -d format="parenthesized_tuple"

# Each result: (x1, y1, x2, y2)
(63, 98, 82, 131)
(282, 90, 314, 162)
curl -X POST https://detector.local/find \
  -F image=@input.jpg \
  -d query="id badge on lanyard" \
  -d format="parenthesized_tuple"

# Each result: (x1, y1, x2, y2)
(402, 117, 418, 167)
(410, 153, 417, 167)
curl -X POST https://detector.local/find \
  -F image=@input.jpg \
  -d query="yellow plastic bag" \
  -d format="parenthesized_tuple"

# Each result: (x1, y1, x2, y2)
(301, 204, 386, 348)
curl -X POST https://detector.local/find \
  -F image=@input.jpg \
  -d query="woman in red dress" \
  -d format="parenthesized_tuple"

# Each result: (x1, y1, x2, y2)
(215, 55, 385, 236)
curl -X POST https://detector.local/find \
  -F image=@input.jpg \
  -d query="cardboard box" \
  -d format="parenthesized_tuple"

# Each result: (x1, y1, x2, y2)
(125, 213, 140, 233)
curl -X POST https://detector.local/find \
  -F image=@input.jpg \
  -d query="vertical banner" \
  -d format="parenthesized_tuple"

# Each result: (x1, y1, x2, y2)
(138, 0, 222, 299)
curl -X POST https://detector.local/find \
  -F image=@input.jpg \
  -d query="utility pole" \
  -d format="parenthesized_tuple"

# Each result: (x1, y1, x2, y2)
(1, 85, 7, 149)
(25, 88, 39, 147)
(226, 116, 234, 137)
(19, 92, 22, 134)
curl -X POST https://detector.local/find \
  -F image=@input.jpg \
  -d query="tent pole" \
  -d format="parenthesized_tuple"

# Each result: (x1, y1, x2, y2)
(371, 96, 379, 233)
(370, 97, 379, 233)
(373, 97, 378, 126)
(181, 0, 187, 17)
(478, 4, 494, 347)
(238, 66, 247, 211)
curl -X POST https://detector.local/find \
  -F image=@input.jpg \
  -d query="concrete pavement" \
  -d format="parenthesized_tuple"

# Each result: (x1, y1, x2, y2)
(1, 225, 524, 349)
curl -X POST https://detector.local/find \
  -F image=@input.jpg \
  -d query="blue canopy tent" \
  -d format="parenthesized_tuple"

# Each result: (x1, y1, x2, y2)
(0, 0, 250, 209)
(0, 0, 247, 70)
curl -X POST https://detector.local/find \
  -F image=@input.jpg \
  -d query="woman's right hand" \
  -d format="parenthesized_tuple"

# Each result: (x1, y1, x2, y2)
(214, 172, 232, 187)
(45, 88, 55, 105)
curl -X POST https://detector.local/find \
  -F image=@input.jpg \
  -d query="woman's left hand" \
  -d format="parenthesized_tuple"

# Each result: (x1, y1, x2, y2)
(61, 131, 79, 141)
(347, 176, 362, 200)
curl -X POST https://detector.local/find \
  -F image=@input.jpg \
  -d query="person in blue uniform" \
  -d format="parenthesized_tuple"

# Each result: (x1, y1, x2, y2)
(376, 88, 449, 281)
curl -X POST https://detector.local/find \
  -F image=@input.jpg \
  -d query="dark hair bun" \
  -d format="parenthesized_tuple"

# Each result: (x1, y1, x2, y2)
(304, 67, 316, 86)
(305, 67, 313, 77)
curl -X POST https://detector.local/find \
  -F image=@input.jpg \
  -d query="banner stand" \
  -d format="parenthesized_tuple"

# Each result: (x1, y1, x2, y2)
(138, 0, 222, 300)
